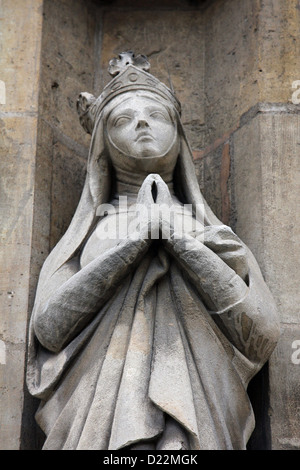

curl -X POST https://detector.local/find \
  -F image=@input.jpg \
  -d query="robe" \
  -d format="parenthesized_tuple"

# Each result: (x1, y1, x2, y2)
(26, 205, 280, 450)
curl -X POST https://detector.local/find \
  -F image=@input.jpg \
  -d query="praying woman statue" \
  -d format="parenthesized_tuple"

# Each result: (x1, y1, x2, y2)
(26, 52, 280, 450)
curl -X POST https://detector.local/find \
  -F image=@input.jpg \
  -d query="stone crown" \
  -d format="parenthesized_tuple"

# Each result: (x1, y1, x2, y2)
(77, 51, 181, 134)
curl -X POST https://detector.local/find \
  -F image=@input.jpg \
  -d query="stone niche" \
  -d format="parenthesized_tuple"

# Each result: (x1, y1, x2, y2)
(1, 0, 299, 450)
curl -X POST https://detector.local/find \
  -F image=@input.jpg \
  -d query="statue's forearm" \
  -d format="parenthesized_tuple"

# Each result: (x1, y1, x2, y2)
(166, 235, 279, 365)
(165, 235, 248, 312)
(34, 237, 150, 353)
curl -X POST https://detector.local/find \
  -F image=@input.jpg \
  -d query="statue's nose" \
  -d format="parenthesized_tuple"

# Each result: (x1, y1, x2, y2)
(136, 119, 149, 129)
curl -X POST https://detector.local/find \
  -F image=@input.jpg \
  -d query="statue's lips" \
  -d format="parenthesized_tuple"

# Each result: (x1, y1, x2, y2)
(134, 132, 155, 142)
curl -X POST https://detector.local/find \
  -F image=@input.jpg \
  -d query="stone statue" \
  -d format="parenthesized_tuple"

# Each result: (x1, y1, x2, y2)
(26, 52, 280, 450)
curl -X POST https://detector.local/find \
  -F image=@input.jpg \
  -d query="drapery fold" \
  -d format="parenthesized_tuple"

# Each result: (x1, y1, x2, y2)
(29, 243, 265, 450)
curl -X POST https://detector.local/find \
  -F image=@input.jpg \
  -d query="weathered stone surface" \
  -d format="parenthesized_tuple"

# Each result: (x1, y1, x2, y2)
(28, 118, 53, 312)
(22, 2, 97, 446)
(0, 0, 43, 113)
(0, 345, 28, 449)
(0, 0, 95, 449)
(204, 0, 260, 146)
(38, 0, 97, 148)
(234, 111, 300, 323)
(34, 0, 97, 254)
(233, 109, 300, 449)
(0, 118, 39, 449)
(50, 139, 87, 250)
(203, 0, 300, 146)
(193, 140, 232, 226)
(269, 325, 300, 450)
(255, 0, 300, 104)
(0, 115, 40, 342)
(194, 147, 222, 221)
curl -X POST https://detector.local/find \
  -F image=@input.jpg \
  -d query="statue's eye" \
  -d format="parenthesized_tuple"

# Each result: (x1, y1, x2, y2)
(150, 110, 169, 121)
(113, 115, 131, 127)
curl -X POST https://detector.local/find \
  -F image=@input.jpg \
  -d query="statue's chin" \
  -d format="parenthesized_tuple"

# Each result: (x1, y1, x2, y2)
(132, 149, 162, 159)
(131, 140, 162, 158)
(106, 133, 180, 181)
(109, 135, 178, 161)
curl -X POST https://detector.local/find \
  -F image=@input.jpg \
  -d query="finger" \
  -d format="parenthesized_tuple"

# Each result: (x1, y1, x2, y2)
(155, 178, 173, 205)
(137, 175, 156, 206)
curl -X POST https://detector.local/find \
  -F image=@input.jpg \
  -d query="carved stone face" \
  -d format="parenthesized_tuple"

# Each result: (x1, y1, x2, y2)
(106, 95, 176, 158)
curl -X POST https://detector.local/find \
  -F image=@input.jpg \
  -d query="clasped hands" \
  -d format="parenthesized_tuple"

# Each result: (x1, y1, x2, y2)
(133, 173, 203, 244)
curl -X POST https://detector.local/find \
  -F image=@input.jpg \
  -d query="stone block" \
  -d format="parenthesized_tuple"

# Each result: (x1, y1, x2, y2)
(255, 0, 300, 104)
(38, 0, 97, 148)
(269, 325, 300, 449)
(233, 109, 300, 449)
(203, 0, 300, 146)
(0, 115, 38, 448)
(194, 141, 232, 225)
(233, 111, 300, 324)
(231, 114, 265, 265)
(0, 0, 43, 113)
(0, 344, 27, 449)
(28, 118, 53, 311)
(195, 146, 223, 221)
(0, 115, 37, 245)
(50, 139, 87, 250)
(204, 0, 260, 145)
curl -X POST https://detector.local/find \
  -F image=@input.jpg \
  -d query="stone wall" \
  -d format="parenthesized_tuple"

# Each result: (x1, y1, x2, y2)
(233, 108, 300, 449)
(25, 0, 99, 449)
(0, 0, 44, 450)
(1, 0, 299, 449)
(197, 0, 300, 449)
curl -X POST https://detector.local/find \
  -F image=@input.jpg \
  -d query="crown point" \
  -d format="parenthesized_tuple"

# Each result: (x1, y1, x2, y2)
(108, 51, 150, 77)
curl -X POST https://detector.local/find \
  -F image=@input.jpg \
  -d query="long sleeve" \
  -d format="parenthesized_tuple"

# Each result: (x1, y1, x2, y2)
(165, 227, 249, 313)
(33, 236, 150, 353)
(165, 224, 280, 366)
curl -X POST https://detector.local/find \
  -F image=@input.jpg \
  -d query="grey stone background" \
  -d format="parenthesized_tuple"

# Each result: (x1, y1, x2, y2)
(0, 0, 299, 449)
